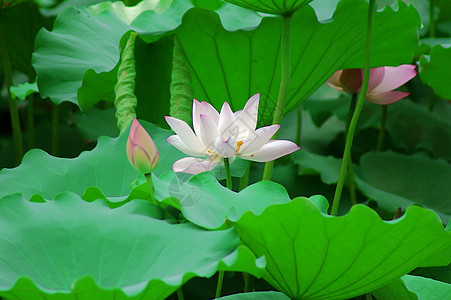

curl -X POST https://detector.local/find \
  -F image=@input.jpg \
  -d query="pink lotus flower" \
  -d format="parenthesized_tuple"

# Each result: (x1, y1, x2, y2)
(326, 65, 417, 105)
(165, 94, 300, 174)
(126, 118, 159, 174)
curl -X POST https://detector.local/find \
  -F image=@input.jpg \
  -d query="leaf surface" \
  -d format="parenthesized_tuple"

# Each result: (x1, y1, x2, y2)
(0, 193, 263, 299)
(232, 198, 451, 299)
(176, 0, 420, 124)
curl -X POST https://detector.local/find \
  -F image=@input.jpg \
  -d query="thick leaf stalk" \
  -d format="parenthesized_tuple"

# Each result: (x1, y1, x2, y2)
(262, 14, 292, 181)
(170, 36, 194, 125)
(331, 0, 376, 216)
(114, 32, 138, 133)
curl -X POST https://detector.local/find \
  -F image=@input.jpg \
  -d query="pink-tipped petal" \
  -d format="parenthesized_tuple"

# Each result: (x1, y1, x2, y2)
(165, 116, 205, 154)
(366, 91, 410, 105)
(126, 118, 140, 160)
(368, 67, 385, 91)
(167, 135, 204, 157)
(218, 101, 237, 140)
(200, 101, 220, 124)
(370, 64, 417, 93)
(192, 99, 203, 138)
(239, 140, 301, 162)
(239, 124, 280, 154)
(173, 157, 218, 174)
(236, 93, 259, 140)
(198, 114, 219, 150)
(133, 120, 158, 160)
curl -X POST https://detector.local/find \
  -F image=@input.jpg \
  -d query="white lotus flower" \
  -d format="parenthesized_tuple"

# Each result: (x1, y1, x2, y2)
(165, 94, 300, 174)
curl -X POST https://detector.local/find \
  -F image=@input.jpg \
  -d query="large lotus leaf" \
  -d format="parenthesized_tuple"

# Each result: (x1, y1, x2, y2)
(0, 121, 183, 199)
(420, 45, 451, 100)
(218, 291, 290, 299)
(0, 192, 264, 299)
(176, 0, 420, 125)
(32, 0, 264, 111)
(32, 0, 191, 108)
(292, 148, 451, 220)
(231, 197, 451, 300)
(223, 0, 313, 14)
(152, 171, 291, 229)
(357, 151, 451, 218)
(402, 274, 451, 300)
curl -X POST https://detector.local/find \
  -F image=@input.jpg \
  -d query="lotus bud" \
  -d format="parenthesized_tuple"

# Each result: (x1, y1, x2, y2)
(126, 118, 159, 174)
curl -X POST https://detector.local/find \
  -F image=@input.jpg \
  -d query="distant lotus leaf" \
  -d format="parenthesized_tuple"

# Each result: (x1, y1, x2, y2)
(402, 274, 451, 300)
(232, 197, 451, 299)
(420, 45, 451, 100)
(0, 121, 183, 200)
(223, 0, 313, 14)
(218, 291, 290, 299)
(10, 81, 38, 100)
(0, 192, 264, 299)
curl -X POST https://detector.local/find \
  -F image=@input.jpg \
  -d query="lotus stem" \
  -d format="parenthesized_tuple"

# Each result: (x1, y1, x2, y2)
(428, 0, 437, 111)
(27, 94, 35, 149)
(224, 158, 233, 190)
(345, 94, 358, 206)
(296, 105, 302, 146)
(52, 104, 60, 156)
(262, 13, 292, 181)
(239, 161, 251, 191)
(176, 287, 184, 300)
(0, 14, 23, 164)
(215, 270, 225, 298)
(331, 0, 376, 216)
(376, 105, 387, 152)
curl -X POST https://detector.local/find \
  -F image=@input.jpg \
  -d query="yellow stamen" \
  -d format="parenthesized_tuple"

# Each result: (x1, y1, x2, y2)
(236, 140, 243, 152)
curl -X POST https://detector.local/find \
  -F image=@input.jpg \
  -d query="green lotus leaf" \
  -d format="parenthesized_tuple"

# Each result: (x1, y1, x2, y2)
(420, 45, 451, 100)
(402, 274, 451, 300)
(293, 149, 341, 185)
(218, 291, 290, 299)
(356, 151, 451, 219)
(31, 0, 264, 112)
(153, 171, 291, 229)
(10, 81, 38, 100)
(32, 0, 192, 109)
(371, 277, 418, 300)
(0, 192, 264, 299)
(176, 0, 420, 125)
(223, 0, 312, 14)
(231, 197, 451, 299)
(0, 121, 183, 200)
(303, 95, 451, 161)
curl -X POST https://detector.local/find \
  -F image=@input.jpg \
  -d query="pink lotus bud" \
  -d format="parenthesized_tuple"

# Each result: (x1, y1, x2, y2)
(126, 118, 159, 174)
(327, 65, 417, 105)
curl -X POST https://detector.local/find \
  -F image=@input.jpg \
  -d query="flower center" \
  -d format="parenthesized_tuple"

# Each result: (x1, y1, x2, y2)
(214, 135, 237, 158)
(236, 140, 243, 152)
